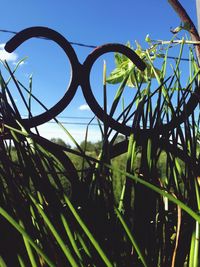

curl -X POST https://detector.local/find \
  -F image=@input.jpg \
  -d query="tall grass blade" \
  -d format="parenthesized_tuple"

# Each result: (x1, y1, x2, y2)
(76, 233, 92, 258)
(29, 195, 79, 267)
(115, 207, 147, 267)
(60, 214, 83, 262)
(19, 220, 38, 267)
(0, 206, 55, 267)
(0, 256, 7, 267)
(17, 255, 26, 267)
(106, 164, 200, 223)
(63, 195, 113, 267)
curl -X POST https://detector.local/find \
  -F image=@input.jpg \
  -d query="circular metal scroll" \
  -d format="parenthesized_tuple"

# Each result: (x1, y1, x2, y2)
(5, 26, 80, 128)
(82, 44, 150, 136)
(5, 27, 200, 136)
(82, 44, 200, 136)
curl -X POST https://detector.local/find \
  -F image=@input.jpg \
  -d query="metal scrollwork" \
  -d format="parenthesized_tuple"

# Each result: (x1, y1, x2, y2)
(5, 26, 200, 137)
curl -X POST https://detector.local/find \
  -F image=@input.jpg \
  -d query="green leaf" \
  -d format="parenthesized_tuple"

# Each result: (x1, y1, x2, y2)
(106, 67, 127, 84)
(107, 40, 161, 87)
(171, 22, 191, 34)
(145, 34, 151, 43)
(114, 53, 124, 67)
(126, 41, 131, 48)
(171, 25, 183, 34)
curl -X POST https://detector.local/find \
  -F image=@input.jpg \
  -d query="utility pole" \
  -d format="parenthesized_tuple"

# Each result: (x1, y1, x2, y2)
(196, 0, 200, 34)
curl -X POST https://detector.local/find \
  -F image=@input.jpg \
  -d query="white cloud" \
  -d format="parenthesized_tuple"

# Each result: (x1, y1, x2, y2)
(78, 104, 91, 111)
(34, 123, 101, 147)
(0, 43, 18, 62)
(13, 61, 25, 66)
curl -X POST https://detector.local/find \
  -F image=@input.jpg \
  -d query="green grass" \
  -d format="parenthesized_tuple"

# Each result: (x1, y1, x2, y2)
(0, 34, 199, 267)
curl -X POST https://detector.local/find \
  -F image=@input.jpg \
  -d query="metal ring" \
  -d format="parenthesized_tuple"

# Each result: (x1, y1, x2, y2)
(82, 44, 200, 136)
(82, 43, 152, 136)
(5, 26, 80, 128)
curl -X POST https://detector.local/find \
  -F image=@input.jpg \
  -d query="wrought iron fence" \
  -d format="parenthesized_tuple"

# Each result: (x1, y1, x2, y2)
(4, 27, 199, 136)
(2, 26, 199, 165)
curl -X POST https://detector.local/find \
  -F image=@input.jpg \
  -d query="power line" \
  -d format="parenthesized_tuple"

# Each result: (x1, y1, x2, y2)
(21, 114, 200, 123)
(21, 115, 102, 126)
(47, 121, 101, 126)
(38, 121, 198, 131)
(55, 116, 94, 119)
(0, 28, 191, 61)
(0, 29, 96, 49)
(22, 115, 97, 120)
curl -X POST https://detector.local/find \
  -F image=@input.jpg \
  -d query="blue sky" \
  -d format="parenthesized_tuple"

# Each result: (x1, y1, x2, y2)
(0, 1, 198, 145)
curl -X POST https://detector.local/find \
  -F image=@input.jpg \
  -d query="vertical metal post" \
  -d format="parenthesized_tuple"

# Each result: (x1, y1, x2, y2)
(196, 0, 200, 34)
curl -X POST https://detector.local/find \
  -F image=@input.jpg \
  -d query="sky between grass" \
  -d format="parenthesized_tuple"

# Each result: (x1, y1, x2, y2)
(0, 0, 198, 146)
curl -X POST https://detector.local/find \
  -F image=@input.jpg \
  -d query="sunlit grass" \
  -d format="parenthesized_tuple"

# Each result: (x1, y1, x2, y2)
(0, 36, 199, 266)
